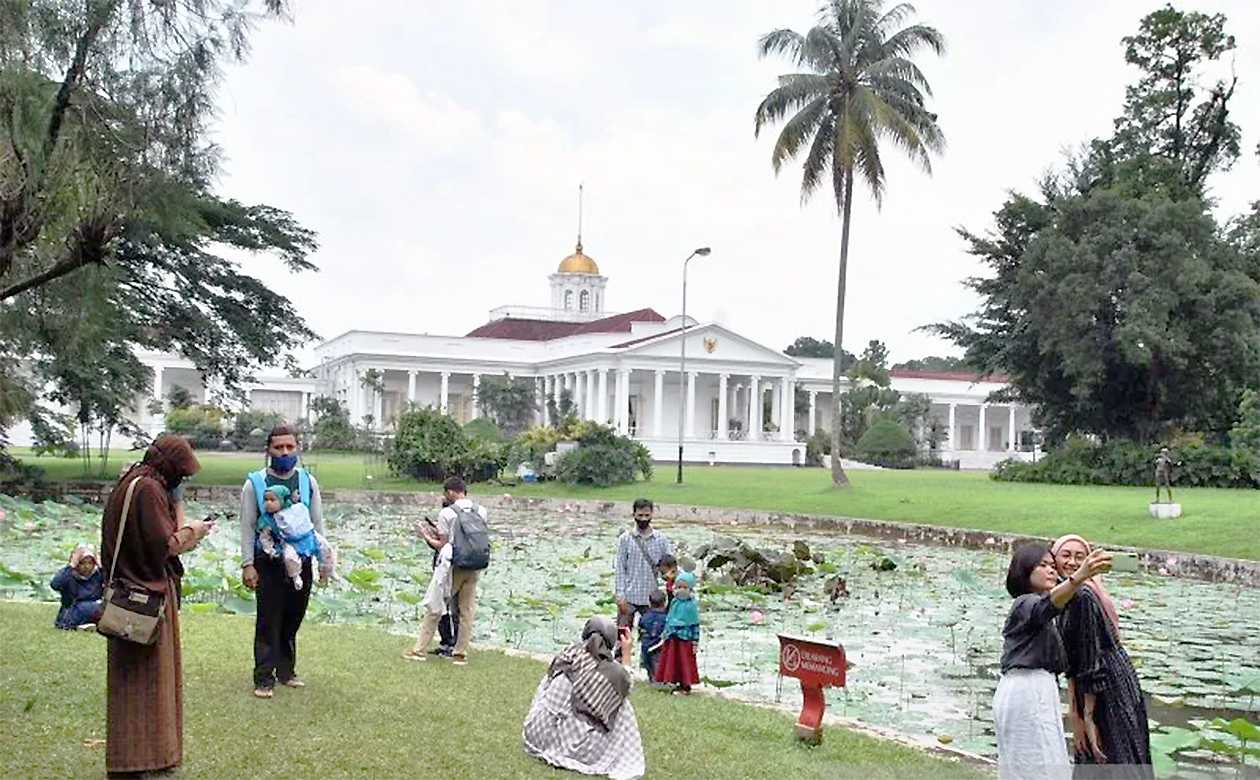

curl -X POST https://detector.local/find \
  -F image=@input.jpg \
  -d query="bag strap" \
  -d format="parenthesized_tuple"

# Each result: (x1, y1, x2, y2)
(107, 477, 142, 584)
(630, 533, 659, 582)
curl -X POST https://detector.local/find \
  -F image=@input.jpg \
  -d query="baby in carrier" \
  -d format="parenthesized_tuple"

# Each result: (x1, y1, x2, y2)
(259, 485, 335, 590)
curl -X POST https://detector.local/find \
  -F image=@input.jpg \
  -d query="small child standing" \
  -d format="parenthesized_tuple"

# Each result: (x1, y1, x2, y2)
(657, 554, 678, 606)
(653, 570, 701, 695)
(638, 589, 668, 683)
(258, 485, 334, 590)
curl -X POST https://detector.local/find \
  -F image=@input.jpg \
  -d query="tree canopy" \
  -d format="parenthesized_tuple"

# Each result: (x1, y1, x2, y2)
(930, 6, 1259, 445)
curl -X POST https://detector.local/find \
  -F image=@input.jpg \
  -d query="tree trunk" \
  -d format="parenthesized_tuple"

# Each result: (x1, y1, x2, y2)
(830, 172, 854, 487)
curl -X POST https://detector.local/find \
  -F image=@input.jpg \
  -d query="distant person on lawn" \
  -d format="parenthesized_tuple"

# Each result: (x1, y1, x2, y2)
(239, 423, 328, 698)
(50, 544, 104, 629)
(407, 476, 488, 665)
(614, 498, 673, 631)
(522, 617, 645, 780)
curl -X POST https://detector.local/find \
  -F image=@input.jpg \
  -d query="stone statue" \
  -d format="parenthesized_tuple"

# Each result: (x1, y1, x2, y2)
(1154, 447, 1176, 503)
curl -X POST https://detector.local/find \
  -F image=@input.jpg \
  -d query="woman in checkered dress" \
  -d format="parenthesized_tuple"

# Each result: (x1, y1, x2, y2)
(522, 617, 645, 780)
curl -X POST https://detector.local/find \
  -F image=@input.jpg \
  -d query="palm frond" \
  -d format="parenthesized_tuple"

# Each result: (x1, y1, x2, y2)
(800, 112, 836, 205)
(802, 24, 846, 72)
(878, 24, 945, 59)
(770, 96, 828, 173)
(754, 74, 831, 136)
(865, 57, 933, 96)
(757, 28, 806, 63)
(874, 2, 919, 36)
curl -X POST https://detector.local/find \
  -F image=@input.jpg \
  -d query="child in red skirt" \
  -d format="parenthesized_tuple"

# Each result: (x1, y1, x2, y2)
(652, 570, 700, 695)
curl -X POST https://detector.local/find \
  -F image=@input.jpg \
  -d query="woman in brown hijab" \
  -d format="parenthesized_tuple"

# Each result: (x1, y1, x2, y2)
(100, 434, 211, 777)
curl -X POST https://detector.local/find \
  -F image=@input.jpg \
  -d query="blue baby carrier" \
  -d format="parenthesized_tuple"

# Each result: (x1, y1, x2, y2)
(248, 469, 319, 559)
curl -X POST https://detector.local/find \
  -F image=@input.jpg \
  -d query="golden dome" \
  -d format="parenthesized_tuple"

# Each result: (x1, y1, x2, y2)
(557, 241, 600, 275)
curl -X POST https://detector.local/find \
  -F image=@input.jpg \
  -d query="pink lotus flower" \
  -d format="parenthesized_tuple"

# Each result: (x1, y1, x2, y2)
(1120, 599, 1134, 610)
(749, 609, 765, 625)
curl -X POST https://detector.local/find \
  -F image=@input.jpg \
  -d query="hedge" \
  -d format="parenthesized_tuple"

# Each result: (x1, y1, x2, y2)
(992, 437, 1260, 488)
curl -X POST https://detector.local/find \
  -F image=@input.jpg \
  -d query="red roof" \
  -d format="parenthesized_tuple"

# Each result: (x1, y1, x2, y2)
(465, 308, 665, 341)
(889, 368, 1010, 383)
(609, 325, 685, 349)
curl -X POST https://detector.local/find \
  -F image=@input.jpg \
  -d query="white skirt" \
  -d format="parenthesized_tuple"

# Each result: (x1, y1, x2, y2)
(993, 668, 1070, 780)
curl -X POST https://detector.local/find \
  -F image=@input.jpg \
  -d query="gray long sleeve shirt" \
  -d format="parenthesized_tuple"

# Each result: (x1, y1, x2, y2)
(239, 472, 326, 567)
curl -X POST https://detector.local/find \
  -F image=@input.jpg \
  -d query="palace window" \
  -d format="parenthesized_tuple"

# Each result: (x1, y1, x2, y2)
(579, 290, 590, 312)
(563, 290, 573, 310)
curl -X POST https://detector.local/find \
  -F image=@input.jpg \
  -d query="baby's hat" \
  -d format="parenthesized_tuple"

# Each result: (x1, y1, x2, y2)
(265, 484, 292, 506)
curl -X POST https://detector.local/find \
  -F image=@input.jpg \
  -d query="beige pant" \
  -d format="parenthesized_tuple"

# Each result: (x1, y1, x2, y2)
(412, 568, 479, 656)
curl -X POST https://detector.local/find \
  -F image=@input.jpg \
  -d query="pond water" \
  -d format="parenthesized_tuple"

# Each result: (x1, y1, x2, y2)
(2, 494, 1257, 775)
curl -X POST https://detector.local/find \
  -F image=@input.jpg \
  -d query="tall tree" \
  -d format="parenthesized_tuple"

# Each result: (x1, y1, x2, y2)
(783, 335, 857, 369)
(476, 374, 539, 437)
(0, 1, 318, 453)
(1108, 5, 1240, 193)
(893, 355, 969, 372)
(755, 0, 944, 486)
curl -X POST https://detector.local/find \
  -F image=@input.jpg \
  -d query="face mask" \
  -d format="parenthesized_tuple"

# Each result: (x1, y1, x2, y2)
(635, 519, 651, 531)
(271, 453, 299, 473)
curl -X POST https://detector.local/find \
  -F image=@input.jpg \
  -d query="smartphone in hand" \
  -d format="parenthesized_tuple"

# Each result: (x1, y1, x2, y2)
(1109, 552, 1140, 573)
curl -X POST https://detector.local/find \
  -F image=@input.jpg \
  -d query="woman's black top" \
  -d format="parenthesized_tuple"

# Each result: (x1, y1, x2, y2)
(999, 593, 1067, 674)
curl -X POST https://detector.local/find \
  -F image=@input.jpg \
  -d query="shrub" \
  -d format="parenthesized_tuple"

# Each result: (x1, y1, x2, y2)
(855, 418, 916, 468)
(231, 409, 284, 450)
(164, 405, 226, 449)
(388, 407, 504, 482)
(992, 438, 1260, 488)
(554, 422, 652, 486)
(308, 397, 357, 451)
(805, 431, 830, 467)
(462, 417, 504, 444)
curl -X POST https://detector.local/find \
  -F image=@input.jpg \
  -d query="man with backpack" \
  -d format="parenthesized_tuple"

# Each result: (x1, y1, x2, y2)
(614, 498, 674, 631)
(413, 476, 489, 666)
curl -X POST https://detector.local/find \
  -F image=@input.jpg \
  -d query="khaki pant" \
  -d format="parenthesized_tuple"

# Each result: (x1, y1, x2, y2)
(412, 568, 479, 656)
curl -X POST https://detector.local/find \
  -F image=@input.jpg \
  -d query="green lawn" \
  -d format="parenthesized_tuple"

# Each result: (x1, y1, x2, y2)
(13, 449, 1260, 560)
(0, 602, 981, 779)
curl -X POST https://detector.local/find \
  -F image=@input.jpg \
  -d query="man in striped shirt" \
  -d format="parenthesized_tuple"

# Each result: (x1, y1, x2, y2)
(614, 498, 674, 629)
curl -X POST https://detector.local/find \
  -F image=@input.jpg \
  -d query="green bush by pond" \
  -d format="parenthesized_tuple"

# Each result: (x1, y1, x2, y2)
(993, 437, 1260, 488)
(388, 407, 505, 482)
(856, 418, 916, 469)
(555, 423, 652, 486)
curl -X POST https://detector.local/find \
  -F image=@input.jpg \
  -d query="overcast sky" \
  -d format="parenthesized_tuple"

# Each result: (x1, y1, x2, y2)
(213, 0, 1260, 366)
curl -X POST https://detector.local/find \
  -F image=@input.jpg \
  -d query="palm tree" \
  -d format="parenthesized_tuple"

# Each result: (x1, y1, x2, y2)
(755, 0, 944, 486)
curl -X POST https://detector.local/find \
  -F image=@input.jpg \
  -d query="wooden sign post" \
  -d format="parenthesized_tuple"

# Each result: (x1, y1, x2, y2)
(777, 634, 847, 744)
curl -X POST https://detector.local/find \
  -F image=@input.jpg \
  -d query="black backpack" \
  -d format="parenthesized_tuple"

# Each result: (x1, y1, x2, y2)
(450, 503, 491, 570)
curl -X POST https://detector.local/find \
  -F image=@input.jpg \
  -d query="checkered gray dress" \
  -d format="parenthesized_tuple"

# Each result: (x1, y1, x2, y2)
(522, 674, 645, 780)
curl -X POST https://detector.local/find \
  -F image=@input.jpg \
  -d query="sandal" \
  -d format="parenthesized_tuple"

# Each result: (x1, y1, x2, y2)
(253, 687, 274, 699)
(401, 649, 428, 662)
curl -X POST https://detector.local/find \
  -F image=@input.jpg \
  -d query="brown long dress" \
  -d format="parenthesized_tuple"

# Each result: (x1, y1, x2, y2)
(100, 435, 200, 774)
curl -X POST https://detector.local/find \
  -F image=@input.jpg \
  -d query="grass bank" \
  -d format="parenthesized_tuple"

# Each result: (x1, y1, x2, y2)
(12, 449, 1260, 560)
(0, 602, 980, 779)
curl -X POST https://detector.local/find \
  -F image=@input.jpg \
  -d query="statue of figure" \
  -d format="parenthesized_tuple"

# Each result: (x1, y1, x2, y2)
(1154, 447, 1176, 503)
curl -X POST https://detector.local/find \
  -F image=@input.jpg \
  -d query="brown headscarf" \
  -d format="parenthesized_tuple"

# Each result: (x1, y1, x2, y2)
(547, 617, 632, 731)
(1051, 534, 1121, 635)
(100, 435, 201, 595)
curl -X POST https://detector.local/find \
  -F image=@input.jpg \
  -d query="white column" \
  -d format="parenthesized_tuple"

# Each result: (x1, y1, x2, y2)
(781, 377, 793, 440)
(979, 403, 988, 451)
(1008, 406, 1016, 452)
(586, 369, 597, 419)
(471, 374, 481, 419)
(948, 403, 957, 450)
(615, 370, 629, 433)
(653, 370, 664, 437)
(152, 366, 164, 401)
(301, 392, 310, 422)
(374, 370, 384, 424)
(536, 377, 546, 425)
(808, 391, 817, 437)
(552, 373, 562, 413)
(407, 370, 417, 404)
(717, 374, 729, 440)
(440, 371, 450, 415)
(769, 379, 781, 439)
(748, 375, 760, 439)
(572, 372, 583, 419)
(685, 371, 698, 438)
(351, 366, 362, 422)
(598, 369, 609, 423)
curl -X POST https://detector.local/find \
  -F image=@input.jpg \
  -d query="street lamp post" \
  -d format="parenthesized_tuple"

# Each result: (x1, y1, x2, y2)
(677, 246, 712, 484)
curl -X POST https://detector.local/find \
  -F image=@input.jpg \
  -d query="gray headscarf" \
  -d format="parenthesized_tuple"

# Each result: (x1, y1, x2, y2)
(548, 616, 631, 730)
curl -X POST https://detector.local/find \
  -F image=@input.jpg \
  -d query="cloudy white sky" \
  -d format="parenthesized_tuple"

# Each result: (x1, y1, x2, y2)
(214, 0, 1260, 366)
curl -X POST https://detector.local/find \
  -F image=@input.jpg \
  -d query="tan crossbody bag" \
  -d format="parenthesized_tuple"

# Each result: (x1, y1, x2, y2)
(96, 477, 166, 645)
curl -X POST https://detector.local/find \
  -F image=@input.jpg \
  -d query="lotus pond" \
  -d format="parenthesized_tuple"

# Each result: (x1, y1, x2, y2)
(2, 494, 1257, 776)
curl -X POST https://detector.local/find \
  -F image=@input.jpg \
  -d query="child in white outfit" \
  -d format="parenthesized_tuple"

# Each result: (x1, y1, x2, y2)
(402, 542, 454, 660)
(259, 485, 335, 590)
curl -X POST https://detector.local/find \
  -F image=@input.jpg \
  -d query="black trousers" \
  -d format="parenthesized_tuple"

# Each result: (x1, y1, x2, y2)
(438, 604, 460, 650)
(253, 556, 312, 688)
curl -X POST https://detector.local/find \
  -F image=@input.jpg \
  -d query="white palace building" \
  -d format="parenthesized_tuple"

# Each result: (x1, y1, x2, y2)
(13, 239, 1038, 469)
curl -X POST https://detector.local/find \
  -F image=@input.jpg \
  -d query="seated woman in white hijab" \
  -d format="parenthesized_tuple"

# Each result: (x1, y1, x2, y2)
(522, 616, 645, 780)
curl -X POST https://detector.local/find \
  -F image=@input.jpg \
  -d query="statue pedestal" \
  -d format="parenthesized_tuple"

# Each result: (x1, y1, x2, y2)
(1148, 502, 1182, 519)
